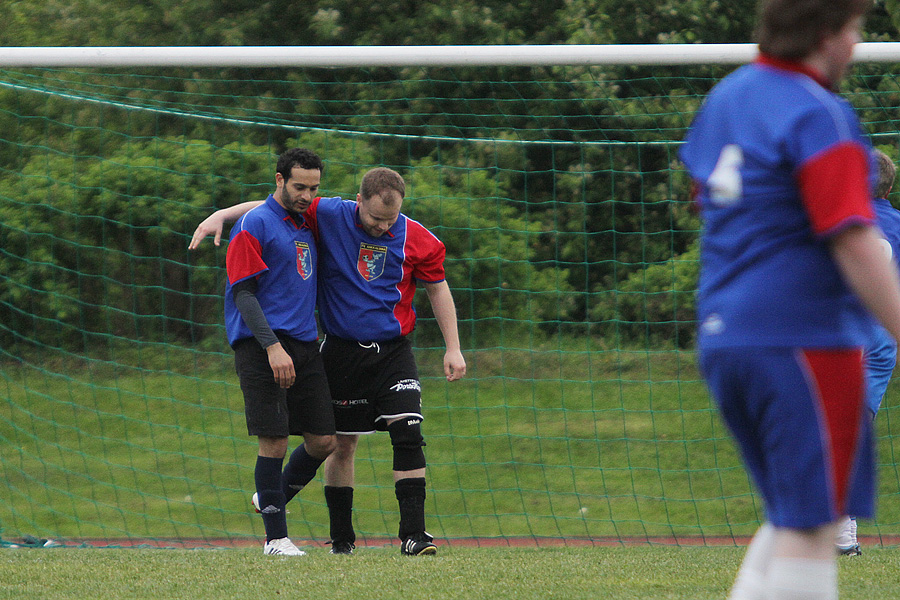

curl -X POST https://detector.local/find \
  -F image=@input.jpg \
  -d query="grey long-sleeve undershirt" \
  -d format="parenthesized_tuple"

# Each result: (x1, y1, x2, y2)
(231, 278, 279, 349)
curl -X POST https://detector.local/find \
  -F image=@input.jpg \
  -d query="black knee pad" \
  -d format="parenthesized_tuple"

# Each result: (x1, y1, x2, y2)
(388, 418, 426, 472)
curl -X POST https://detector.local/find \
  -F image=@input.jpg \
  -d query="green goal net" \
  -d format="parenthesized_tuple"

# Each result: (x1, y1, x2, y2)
(1, 58, 899, 548)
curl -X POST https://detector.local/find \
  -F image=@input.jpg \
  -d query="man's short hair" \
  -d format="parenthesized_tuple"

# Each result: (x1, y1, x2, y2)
(755, 0, 872, 60)
(276, 147, 323, 181)
(874, 149, 896, 199)
(359, 167, 405, 204)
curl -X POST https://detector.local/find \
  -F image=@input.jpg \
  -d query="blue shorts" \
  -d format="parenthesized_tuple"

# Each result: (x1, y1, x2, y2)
(700, 347, 875, 528)
(864, 326, 897, 418)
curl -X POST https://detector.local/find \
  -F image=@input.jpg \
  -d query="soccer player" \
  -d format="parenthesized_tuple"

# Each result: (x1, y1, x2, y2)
(224, 147, 337, 556)
(680, 1, 900, 599)
(191, 166, 467, 556)
(837, 149, 900, 556)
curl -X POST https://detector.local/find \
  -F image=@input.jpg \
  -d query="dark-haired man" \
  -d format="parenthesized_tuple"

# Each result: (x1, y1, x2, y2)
(223, 147, 337, 556)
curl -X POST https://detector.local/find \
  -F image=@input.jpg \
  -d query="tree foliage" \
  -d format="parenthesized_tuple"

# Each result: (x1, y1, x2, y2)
(0, 1, 896, 348)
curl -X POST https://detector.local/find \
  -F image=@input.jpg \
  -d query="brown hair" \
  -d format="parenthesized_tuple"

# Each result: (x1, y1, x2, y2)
(874, 149, 896, 199)
(359, 167, 405, 204)
(755, 0, 872, 60)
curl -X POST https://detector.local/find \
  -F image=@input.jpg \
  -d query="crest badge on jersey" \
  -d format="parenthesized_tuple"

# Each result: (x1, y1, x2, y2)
(295, 241, 312, 280)
(357, 243, 387, 281)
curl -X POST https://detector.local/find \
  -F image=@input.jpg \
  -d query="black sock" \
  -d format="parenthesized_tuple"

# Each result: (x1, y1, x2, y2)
(255, 455, 287, 541)
(282, 444, 325, 504)
(324, 485, 355, 544)
(395, 477, 427, 541)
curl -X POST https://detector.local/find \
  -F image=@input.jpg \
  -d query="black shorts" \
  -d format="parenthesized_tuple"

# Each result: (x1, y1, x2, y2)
(234, 335, 336, 437)
(320, 335, 423, 435)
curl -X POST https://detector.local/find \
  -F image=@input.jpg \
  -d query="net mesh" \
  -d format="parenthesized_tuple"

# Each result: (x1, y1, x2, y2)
(1, 62, 899, 547)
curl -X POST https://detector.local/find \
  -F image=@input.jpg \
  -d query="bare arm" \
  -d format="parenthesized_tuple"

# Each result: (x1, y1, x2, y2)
(423, 280, 467, 381)
(188, 201, 264, 249)
(831, 224, 900, 341)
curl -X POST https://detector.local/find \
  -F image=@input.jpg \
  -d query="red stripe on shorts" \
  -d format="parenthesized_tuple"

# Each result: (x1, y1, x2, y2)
(800, 348, 865, 516)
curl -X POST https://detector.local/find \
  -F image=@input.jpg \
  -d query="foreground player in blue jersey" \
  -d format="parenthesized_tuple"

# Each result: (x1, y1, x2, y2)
(837, 149, 900, 556)
(224, 148, 337, 556)
(680, 1, 900, 598)
(192, 164, 466, 556)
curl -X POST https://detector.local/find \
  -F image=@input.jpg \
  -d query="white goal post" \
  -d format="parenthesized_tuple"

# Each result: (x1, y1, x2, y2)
(0, 42, 898, 67)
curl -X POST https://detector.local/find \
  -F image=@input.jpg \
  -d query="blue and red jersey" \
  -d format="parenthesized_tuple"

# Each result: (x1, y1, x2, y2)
(305, 196, 446, 342)
(872, 197, 900, 268)
(680, 55, 877, 350)
(224, 194, 318, 346)
(864, 197, 900, 415)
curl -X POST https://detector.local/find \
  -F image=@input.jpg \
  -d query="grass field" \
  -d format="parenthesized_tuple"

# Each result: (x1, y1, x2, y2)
(3, 341, 900, 547)
(2, 545, 900, 600)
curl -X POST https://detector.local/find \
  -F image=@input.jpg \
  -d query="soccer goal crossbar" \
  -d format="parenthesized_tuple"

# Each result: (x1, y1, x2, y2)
(1, 42, 899, 67)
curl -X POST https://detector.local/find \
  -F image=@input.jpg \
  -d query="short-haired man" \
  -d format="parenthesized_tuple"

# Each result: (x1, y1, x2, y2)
(681, 1, 900, 598)
(224, 147, 336, 556)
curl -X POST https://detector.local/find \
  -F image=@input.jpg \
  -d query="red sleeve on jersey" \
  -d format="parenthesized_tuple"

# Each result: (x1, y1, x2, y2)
(304, 197, 322, 242)
(406, 219, 446, 282)
(797, 141, 874, 237)
(226, 229, 267, 284)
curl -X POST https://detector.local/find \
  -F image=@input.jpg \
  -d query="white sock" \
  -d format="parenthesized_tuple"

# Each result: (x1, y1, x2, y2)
(765, 557, 837, 600)
(728, 523, 775, 600)
(835, 515, 857, 548)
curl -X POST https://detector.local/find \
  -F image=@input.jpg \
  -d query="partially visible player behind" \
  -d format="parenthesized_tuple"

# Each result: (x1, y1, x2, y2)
(681, 1, 900, 599)
(837, 149, 900, 556)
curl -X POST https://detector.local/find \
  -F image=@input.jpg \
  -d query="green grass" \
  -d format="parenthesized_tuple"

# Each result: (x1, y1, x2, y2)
(2, 546, 900, 600)
(2, 340, 900, 544)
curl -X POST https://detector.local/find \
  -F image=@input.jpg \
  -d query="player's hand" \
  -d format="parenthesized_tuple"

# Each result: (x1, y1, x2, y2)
(266, 343, 296, 388)
(444, 349, 466, 381)
(188, 211, 226, 249)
